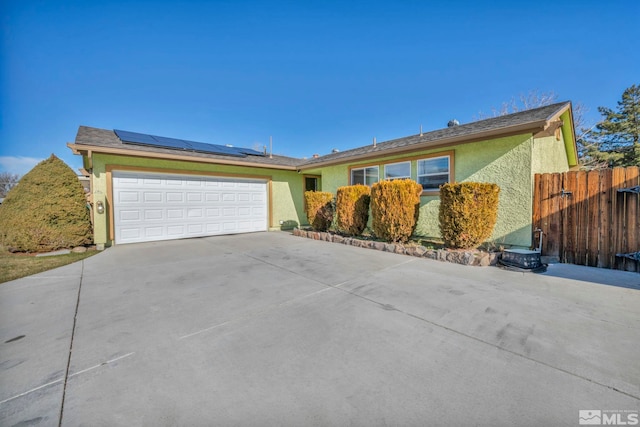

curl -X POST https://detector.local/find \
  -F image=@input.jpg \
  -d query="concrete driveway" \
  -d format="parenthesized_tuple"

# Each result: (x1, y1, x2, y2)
(1, 232, 639, 426)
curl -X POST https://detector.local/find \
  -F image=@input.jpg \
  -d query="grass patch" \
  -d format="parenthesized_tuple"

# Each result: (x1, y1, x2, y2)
(0, 247, 98, 284)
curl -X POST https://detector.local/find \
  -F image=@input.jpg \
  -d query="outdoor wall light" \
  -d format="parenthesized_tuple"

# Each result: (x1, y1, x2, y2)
(96, 201, 105, 215)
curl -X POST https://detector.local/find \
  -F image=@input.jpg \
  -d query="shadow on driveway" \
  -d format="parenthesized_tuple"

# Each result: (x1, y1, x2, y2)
(539, 263, 640, 290)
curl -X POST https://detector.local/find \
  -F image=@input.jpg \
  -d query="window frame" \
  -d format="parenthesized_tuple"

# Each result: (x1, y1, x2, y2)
(346, 151, 454, 195)
(384, 161, 411, 181)
(417, 153, 453, 195)
(349, 165, 379, 186)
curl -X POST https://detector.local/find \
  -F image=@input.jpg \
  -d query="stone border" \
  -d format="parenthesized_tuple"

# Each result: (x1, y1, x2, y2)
(292, 228, 500, 267)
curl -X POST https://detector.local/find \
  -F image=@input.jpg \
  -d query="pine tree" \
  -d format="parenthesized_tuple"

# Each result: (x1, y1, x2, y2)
(583, 84, 640, 167)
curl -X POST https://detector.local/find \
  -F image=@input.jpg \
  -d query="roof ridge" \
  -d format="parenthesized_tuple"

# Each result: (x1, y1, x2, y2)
(299, 101, 572, 166)
(465, 101, 570, 127)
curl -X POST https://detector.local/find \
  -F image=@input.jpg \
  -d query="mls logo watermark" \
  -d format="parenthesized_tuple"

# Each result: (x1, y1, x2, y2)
(579, 410, 639, 425)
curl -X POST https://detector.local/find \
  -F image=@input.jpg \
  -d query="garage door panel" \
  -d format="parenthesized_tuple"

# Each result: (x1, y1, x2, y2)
(118, 191, 139, 203)
(118, 177, 140, 185)
(187, 192, 202, 202)
(167, 225, 185, 236)
(206, 223, 221, 232)
(238, 220, 253, 230)
(223, 222, 237, 231)
(113, 171, 267, 244)
(144, 226, 163, 237)
(166, 209, 183, 219)
(205, 193, 220, 202)
(119, 210, 141, 221)
(187, 208, 203, 218)
(144, 192, 162, 202)
(187, 224, 203, 233)
(121, 228, 141, 239)
(166, 192, 184, 202)
(145, 210, 163, 220)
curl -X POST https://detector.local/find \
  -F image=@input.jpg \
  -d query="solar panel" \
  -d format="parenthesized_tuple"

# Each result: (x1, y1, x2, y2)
(152, 135, 189, 150)
(114, 130, 159, 145)
(114, 129, 263, 158)
(235, 147, 265, 156)
(186, 140, 244, 157)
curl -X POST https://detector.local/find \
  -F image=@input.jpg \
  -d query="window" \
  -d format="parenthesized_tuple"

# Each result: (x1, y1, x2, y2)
(417, 155, 450, 192)
(384, 161, 411, 180)
(304, 176, 319, 192)
(351, 166, 379, 186)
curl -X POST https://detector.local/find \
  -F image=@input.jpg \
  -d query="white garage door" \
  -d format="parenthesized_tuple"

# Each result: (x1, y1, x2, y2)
(112, 171, 268, 244)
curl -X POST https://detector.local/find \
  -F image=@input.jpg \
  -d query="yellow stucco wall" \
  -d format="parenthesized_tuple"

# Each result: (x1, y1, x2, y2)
(89, 153, 304, 245)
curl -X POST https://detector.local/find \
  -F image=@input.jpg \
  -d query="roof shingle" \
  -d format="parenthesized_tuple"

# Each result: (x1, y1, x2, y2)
(71, 102, 572, 170)
(299, 101, 571, 167)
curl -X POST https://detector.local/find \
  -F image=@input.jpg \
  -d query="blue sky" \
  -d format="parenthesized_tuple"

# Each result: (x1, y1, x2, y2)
(1, 0, 638, 175)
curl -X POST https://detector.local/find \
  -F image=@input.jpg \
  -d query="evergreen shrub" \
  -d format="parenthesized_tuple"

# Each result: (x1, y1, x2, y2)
(335, 185, 370, 236)
(304, 191, 334, 231)
(370, 179, 422, 243)
(0, 155, 93, 252)
(438, 182, 500, 249)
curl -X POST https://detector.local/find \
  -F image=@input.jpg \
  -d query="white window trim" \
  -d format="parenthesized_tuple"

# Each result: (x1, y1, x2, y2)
(417, 155, 451, 192)
(384, 161, 411, 181)
(350, 166, 379, 186)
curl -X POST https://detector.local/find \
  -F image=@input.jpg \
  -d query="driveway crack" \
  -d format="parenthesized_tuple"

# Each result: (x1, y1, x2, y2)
(57, 259, 85, 427)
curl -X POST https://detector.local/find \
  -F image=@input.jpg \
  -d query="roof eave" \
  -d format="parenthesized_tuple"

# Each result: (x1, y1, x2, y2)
(537, 102, 578, 166)
(298, 119, 550, 170)
(67, 143, 298, 171)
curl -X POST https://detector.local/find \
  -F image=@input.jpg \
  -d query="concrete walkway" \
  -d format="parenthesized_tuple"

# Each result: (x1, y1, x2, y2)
(1, 232, 639, 426)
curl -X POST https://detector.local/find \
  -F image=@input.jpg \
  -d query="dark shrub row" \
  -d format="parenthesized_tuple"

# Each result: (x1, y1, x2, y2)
(304, 180, 500, 249)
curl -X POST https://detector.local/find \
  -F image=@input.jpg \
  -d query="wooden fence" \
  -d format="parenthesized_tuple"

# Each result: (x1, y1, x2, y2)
(533, 166, 639, 272)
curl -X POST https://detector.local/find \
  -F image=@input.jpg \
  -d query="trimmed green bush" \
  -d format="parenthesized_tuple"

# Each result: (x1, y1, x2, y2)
(304, 191, 334, 231)
(371, 179, 423, 243)
(0, 155, 93, 252)
(438, 182, 500, 249)
(335, 185, 370, 236)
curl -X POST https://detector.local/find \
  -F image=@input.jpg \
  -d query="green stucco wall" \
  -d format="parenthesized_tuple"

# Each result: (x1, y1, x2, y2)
(305, 134, 539, 247)
(531, 134, 570, 174)
(445, 134, 533, 247)
(88, 153, 304, 245)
